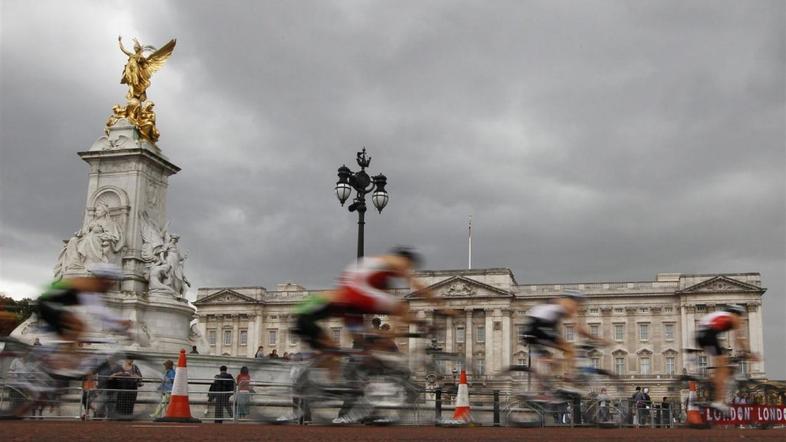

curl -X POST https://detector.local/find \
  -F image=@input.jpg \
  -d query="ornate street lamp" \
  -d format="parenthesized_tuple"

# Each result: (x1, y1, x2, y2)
(335, 148, 389, 259)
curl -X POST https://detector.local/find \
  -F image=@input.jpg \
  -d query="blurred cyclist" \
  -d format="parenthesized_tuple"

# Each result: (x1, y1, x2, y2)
(695, 304, 758, 412)
(295, 246, 432, 352)
(521, 289, 608, 385)
(37, 263, 131, 344)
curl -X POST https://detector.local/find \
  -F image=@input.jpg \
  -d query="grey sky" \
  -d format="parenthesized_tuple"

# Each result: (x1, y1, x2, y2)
(1, 0, 784, 376)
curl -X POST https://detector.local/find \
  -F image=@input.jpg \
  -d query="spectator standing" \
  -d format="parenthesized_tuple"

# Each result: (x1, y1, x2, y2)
(660, 397, 671, 427)
(268, 349, 279, 359)
(33, 338, 42, 346)
(236, 366, 254, 419)
(109, 359, 142, 419)
(633, 387, 651, 426)
(209, 365, 235, 423)
(150, 360, 175, 418)
(630, 387, 641, 425)
(190, 346, 199, 354)
(254, 346, 265, 358)
(81, 373, 97, 420)
(597, 387, 610, 422)
(94, 356, 118, 418)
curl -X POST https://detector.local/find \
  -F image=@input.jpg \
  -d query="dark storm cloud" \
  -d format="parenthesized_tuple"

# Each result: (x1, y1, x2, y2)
(1, 0, 784, 374)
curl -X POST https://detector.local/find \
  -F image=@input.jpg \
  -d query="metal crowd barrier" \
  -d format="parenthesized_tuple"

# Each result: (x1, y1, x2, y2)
(0, 374, 680, 428)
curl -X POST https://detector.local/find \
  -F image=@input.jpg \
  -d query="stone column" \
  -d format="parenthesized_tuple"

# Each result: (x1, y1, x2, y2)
(445, 316, 454, 352)
(232, 315, 240, 356)
(465, 309, 473, 372)
(747, 304, 764, 374)
(251, 312, 263, 357)
(408, 322, 419, 372)
(502, 309, 511, 373)
(485, 310, 494, 376)
(216, 318, 224, 355)
(246, 317, 255, 357)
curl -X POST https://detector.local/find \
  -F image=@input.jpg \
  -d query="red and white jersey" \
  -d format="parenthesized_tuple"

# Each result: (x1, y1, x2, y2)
(698, 311, 735, 332)
(340, 257, 398, 290)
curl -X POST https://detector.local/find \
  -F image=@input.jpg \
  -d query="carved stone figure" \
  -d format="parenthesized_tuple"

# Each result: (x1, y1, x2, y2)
(53, 232, 84, 279)
(148, 261, 177, 296)
(77, 202, 124, 265)
(139, 210, 189, 298)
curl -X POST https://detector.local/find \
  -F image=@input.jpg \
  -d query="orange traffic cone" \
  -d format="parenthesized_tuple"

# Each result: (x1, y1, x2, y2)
(452, 369, 471, 422)
(156, 349, 201, 423)
(685, 381, 708, 429)
(439, 369, 472, 426)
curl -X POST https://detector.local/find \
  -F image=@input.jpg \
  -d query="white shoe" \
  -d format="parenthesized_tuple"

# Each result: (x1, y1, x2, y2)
(332, 415, 358, 425)
(275, 411, 302, 423)
(710, 401, 730, 414)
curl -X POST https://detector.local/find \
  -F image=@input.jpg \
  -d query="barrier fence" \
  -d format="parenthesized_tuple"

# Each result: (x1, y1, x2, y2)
(2, 376, 782, 428)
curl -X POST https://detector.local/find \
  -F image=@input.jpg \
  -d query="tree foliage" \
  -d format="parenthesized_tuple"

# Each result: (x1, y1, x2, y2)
(0, 295, 36, 336)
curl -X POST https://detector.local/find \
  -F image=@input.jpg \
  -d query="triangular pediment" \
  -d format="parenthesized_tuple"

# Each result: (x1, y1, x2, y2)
(194, 289, 257, 305)
(407, 275, 513, 299)
(677, 276, 762, 294)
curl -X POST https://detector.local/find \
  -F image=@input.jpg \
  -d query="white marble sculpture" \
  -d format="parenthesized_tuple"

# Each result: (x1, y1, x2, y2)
(54, 202, 125, 279)
(140, 210, 190, 298)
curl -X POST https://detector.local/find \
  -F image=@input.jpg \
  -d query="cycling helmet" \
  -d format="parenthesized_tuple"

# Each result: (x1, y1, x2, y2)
(561, 289, 587, 301)
(390, 246, 423, 268)
(87, 263, 123, 280)
(724, 304, 746, 316)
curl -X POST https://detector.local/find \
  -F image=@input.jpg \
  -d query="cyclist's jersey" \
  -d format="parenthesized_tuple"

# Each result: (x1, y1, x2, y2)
(526, 303, 568, 326)
(698, 311, 735, 333)
(334, 257, 400, 314)
(37, 280, 124, 335)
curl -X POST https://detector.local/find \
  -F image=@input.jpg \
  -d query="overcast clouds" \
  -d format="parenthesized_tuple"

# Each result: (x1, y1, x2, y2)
(1, 0, 784, 375)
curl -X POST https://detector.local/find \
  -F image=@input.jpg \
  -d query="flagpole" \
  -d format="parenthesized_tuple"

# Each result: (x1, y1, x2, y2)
(468, 215, 472, 269)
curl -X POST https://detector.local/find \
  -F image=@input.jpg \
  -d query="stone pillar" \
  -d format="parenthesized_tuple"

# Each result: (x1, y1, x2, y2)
(747, 303, 764, 374)
(485, 310, 494, 376)
(445, 316, 454, 352)
(465, 309, 473, 372)
(232, 315, 240, 356)
(502, 309, 511, 373)
(408, 322, 419, 372)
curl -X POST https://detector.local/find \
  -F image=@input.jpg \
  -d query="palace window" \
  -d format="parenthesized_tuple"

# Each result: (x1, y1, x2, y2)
(455, 326, 465, 343)
(615, 357, 625, 375)
(665, 357, 675, 375)
(614, 324, 625, 342)
(289, 330, 299, 346)
(698, 355, 708, 376)
(223, 330, 232, 346)
(664, 323, 674, 340)
(268, 329, 278, 346)
(639, 323, 650, 341)
(475, 359, 485, 376)
(476, 325, 485, 343)
(239, 329, 248, 346)
(592, 357, 600, 369)
(590, 324, 600, 338)
(564, 325, 576, 342)
(640, 357, 651, 375)
(207, 330, 216, 346)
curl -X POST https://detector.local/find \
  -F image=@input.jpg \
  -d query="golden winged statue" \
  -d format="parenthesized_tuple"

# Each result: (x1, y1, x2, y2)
(106, 37, 176, 143)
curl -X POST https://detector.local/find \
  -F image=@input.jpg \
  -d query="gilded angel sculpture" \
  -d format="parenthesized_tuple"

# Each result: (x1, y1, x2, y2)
(106, 37, 175, 144)
(118, 36, 176, 102)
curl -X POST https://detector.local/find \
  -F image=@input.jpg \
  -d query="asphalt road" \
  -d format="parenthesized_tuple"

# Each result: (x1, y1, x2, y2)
(2, 421, 784, 441)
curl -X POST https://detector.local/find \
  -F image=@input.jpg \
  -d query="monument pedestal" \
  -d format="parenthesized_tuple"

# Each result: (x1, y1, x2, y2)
(12, 119, 197, 352)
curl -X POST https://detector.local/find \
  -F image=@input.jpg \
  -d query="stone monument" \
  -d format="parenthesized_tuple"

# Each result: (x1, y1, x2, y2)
(15, 36, 199, 352)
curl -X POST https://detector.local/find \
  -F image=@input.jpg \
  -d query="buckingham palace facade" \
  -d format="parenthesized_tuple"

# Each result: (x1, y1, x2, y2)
(194, 268, 767, 394)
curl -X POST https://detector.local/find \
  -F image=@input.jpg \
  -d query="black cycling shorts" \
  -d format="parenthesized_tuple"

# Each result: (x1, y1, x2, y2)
(696, 328, 726, 357)
(37, 301, 68, 335)
(522, 317, 560, 348)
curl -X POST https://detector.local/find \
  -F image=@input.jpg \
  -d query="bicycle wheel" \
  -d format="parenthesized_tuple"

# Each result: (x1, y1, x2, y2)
(505, 395, 544, 427)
